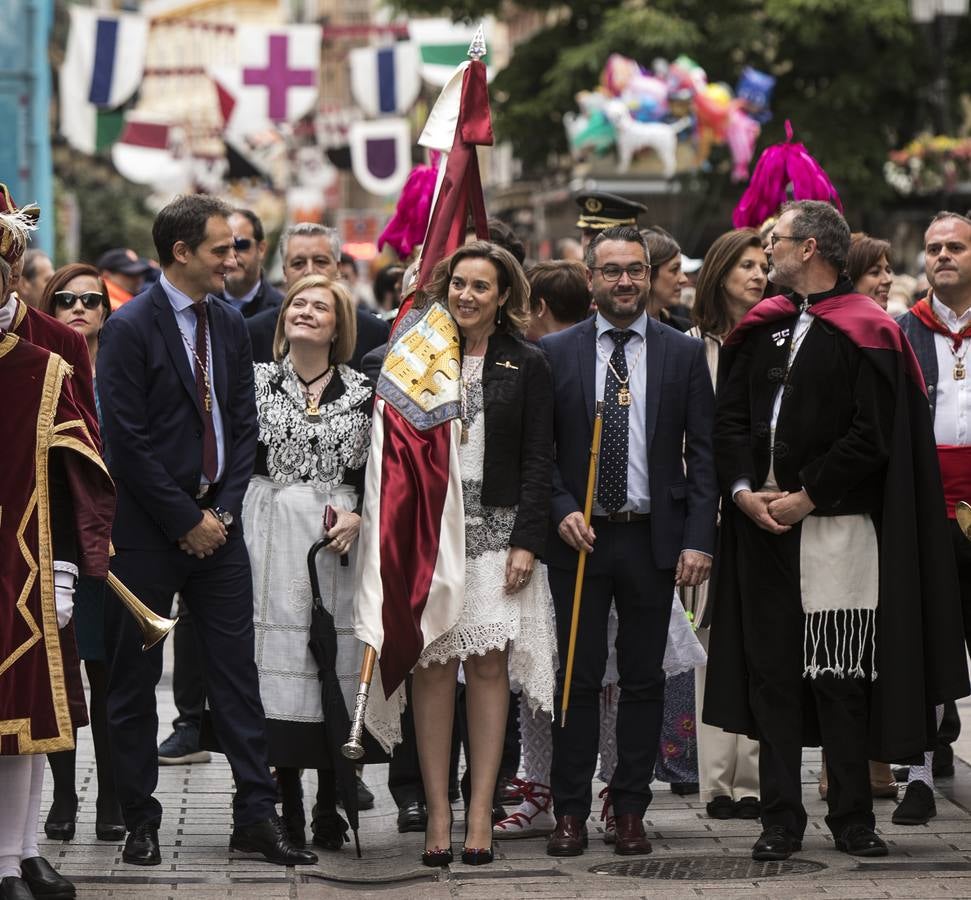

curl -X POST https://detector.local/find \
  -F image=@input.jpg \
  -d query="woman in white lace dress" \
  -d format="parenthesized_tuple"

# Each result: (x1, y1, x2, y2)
(242, 275, 372, 851)
(413, 242, 556, 867)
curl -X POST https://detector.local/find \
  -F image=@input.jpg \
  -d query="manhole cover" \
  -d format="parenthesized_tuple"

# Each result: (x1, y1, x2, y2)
(589, 855, 826, 880)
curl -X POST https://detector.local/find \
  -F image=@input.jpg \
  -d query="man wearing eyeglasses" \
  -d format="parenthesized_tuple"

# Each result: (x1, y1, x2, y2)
(705, 200, 969, 863)
(541, 224, 718, 857)
(222, 209, 283, 364)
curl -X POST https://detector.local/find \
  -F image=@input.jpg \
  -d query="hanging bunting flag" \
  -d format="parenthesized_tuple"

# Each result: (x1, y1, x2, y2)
(348, 42, 422, 118)
(210, 24, 321, 134)
(408, 19, 492, 87)
(348, 118, 412, 196)
(59, 6, 149, 153)
(111, 117, 189, 190)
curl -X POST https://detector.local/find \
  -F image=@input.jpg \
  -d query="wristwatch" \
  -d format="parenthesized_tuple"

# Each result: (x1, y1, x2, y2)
(210, 506, 234, 527)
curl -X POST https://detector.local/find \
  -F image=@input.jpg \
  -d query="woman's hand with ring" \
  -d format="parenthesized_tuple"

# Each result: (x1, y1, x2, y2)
(324, 509, 362, 554)
(504, 546, 536, 594)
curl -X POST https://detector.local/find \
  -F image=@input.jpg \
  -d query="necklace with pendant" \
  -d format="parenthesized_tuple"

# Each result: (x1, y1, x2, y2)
(950, 344, 969, 381)
(927, 307, 971, 380)
(595, 336, 646, 406)
(299, 367, 334, 420)
(180, 332, 213, 412)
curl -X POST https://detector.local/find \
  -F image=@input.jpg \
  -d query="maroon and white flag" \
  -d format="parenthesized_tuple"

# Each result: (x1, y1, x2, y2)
(355, 30, 493, 751)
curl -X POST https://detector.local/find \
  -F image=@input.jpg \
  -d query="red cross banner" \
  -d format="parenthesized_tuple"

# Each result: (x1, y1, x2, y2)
(210, 24, 321, 134)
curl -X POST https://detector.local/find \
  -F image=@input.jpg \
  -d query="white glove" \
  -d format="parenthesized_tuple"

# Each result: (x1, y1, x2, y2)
(53, 563, 78, 629)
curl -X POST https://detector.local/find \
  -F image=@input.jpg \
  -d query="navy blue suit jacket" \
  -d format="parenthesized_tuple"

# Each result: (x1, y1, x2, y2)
(98, 282, 258, 550)
(897, 308, 939, 420)
(539, 315, 718, 571)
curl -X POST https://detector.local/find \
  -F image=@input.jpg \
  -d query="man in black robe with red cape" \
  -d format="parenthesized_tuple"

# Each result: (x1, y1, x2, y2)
(704, 200, 969, 862)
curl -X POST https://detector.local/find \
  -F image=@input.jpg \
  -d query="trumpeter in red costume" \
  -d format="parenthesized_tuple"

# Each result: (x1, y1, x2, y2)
(704, 200, 969, 863)
(0, 195, 115, 900)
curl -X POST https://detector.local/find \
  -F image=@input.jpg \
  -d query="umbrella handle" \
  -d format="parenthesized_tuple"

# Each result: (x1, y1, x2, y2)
(307, 537, 333, 609)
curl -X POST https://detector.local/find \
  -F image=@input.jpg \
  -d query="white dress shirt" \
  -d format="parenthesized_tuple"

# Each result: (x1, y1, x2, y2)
(930, 294, 971, 447)
(159, 273, 226, 483)
(593, 311, 649, 514)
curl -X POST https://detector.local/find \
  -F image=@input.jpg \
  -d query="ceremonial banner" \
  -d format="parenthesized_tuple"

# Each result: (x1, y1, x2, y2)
(59, 6, 148, 153)
(211, 25, 320, 133)
(349, 43, 422, 118)
(348, 118, 413, 197)
(355, 37, 493, 743)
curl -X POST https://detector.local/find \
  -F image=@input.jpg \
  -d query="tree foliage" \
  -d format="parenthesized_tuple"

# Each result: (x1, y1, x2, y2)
(396, 0, 969, 220)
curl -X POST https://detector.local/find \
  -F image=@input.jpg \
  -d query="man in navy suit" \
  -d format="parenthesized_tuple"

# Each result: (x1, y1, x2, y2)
(97, 194, 317, 868)
(540, 225, 718, 857)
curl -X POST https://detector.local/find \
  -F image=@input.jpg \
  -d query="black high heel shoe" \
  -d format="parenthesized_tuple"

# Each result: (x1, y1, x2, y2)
(461, 817, 494, 866)
(44, 793, 78, 841)
(460, 843, 494, 866)
(421, 811, 454, 867)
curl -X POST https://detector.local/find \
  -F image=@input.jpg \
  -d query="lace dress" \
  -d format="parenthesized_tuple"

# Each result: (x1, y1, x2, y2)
(418, 355, 556, 707)
(242, 358, 372, 768)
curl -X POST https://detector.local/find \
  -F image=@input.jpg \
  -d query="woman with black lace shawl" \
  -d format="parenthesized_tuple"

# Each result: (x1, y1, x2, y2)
(242, 275, 372, 853)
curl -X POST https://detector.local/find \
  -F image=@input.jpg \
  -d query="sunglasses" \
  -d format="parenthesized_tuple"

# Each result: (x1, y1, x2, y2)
(53, 291, 105, 311)
(234, 238, 253, 251)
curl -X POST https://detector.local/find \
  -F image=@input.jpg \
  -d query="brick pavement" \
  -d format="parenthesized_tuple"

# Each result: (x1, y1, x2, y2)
(35, 651, 971, 899)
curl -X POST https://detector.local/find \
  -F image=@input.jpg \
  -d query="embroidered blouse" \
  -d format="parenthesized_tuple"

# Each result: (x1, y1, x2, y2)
(253, 357, 373, 499)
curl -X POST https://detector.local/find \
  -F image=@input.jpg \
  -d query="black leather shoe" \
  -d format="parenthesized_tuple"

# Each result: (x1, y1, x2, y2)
(752, 825, 802, 861)
(19, 858, 75, 900)
(705, 795, 737, 819)
(834, 824, 888, 857)
(735, 796, 761, 820)
(231, 817, 318, 865)
(669, 782, 699, 796)
(122, 823, 161, 866)
(0, 877, 34, 900)
(892, 781, 937, 825)
(397, 800, 428, 833)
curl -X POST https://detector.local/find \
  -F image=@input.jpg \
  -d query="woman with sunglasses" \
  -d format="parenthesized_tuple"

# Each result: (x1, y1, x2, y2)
(38, 264, 125, 843)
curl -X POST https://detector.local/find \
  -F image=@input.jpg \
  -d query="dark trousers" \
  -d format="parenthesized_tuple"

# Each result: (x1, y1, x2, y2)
(171, 598, 207, 731)
(105, 533, 276, 830)
(737, 516, 873, 839)
(549, 518, 674, 819)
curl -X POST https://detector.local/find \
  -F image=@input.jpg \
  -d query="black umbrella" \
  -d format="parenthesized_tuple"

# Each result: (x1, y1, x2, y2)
(306, 537, 362, 857)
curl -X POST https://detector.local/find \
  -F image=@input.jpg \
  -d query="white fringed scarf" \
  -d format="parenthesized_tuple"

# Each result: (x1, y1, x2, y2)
(799, 513, 879, 680)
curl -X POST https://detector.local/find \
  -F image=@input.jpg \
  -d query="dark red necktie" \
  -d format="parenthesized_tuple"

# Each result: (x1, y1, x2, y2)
(191, 302, 218, 482)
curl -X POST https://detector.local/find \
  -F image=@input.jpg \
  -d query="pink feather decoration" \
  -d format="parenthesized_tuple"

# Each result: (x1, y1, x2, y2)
(732, 120, 842, 228)
(378, 158, 439, 259)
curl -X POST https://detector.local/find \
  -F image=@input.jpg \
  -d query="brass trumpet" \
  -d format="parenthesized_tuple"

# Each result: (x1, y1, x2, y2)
(957, 502, 971, 543)
(106, 572, 178, 651)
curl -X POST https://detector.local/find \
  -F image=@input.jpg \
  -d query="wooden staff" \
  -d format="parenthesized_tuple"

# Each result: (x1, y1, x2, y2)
(560, 401, 604, 728)
(342, 644, 377, 760)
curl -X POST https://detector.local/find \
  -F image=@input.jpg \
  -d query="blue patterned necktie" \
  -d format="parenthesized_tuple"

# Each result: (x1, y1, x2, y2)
(598, 329, 634, 514)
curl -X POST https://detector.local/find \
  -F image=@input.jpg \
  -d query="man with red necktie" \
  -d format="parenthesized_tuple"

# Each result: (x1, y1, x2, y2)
(97, 194, 316, 869)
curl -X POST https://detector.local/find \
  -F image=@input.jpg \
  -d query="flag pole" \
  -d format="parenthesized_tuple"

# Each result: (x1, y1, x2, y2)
(560, 401, 604, 728)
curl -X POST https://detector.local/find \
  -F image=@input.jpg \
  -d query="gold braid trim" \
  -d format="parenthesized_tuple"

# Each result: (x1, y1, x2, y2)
(0, 353, 75, 753)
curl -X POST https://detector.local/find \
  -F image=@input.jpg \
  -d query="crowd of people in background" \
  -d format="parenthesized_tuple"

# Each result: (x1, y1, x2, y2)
(3, 180, 971, 900)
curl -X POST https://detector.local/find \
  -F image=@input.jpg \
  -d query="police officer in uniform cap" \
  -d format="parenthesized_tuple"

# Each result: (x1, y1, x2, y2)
(575, 191, 649, 250)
